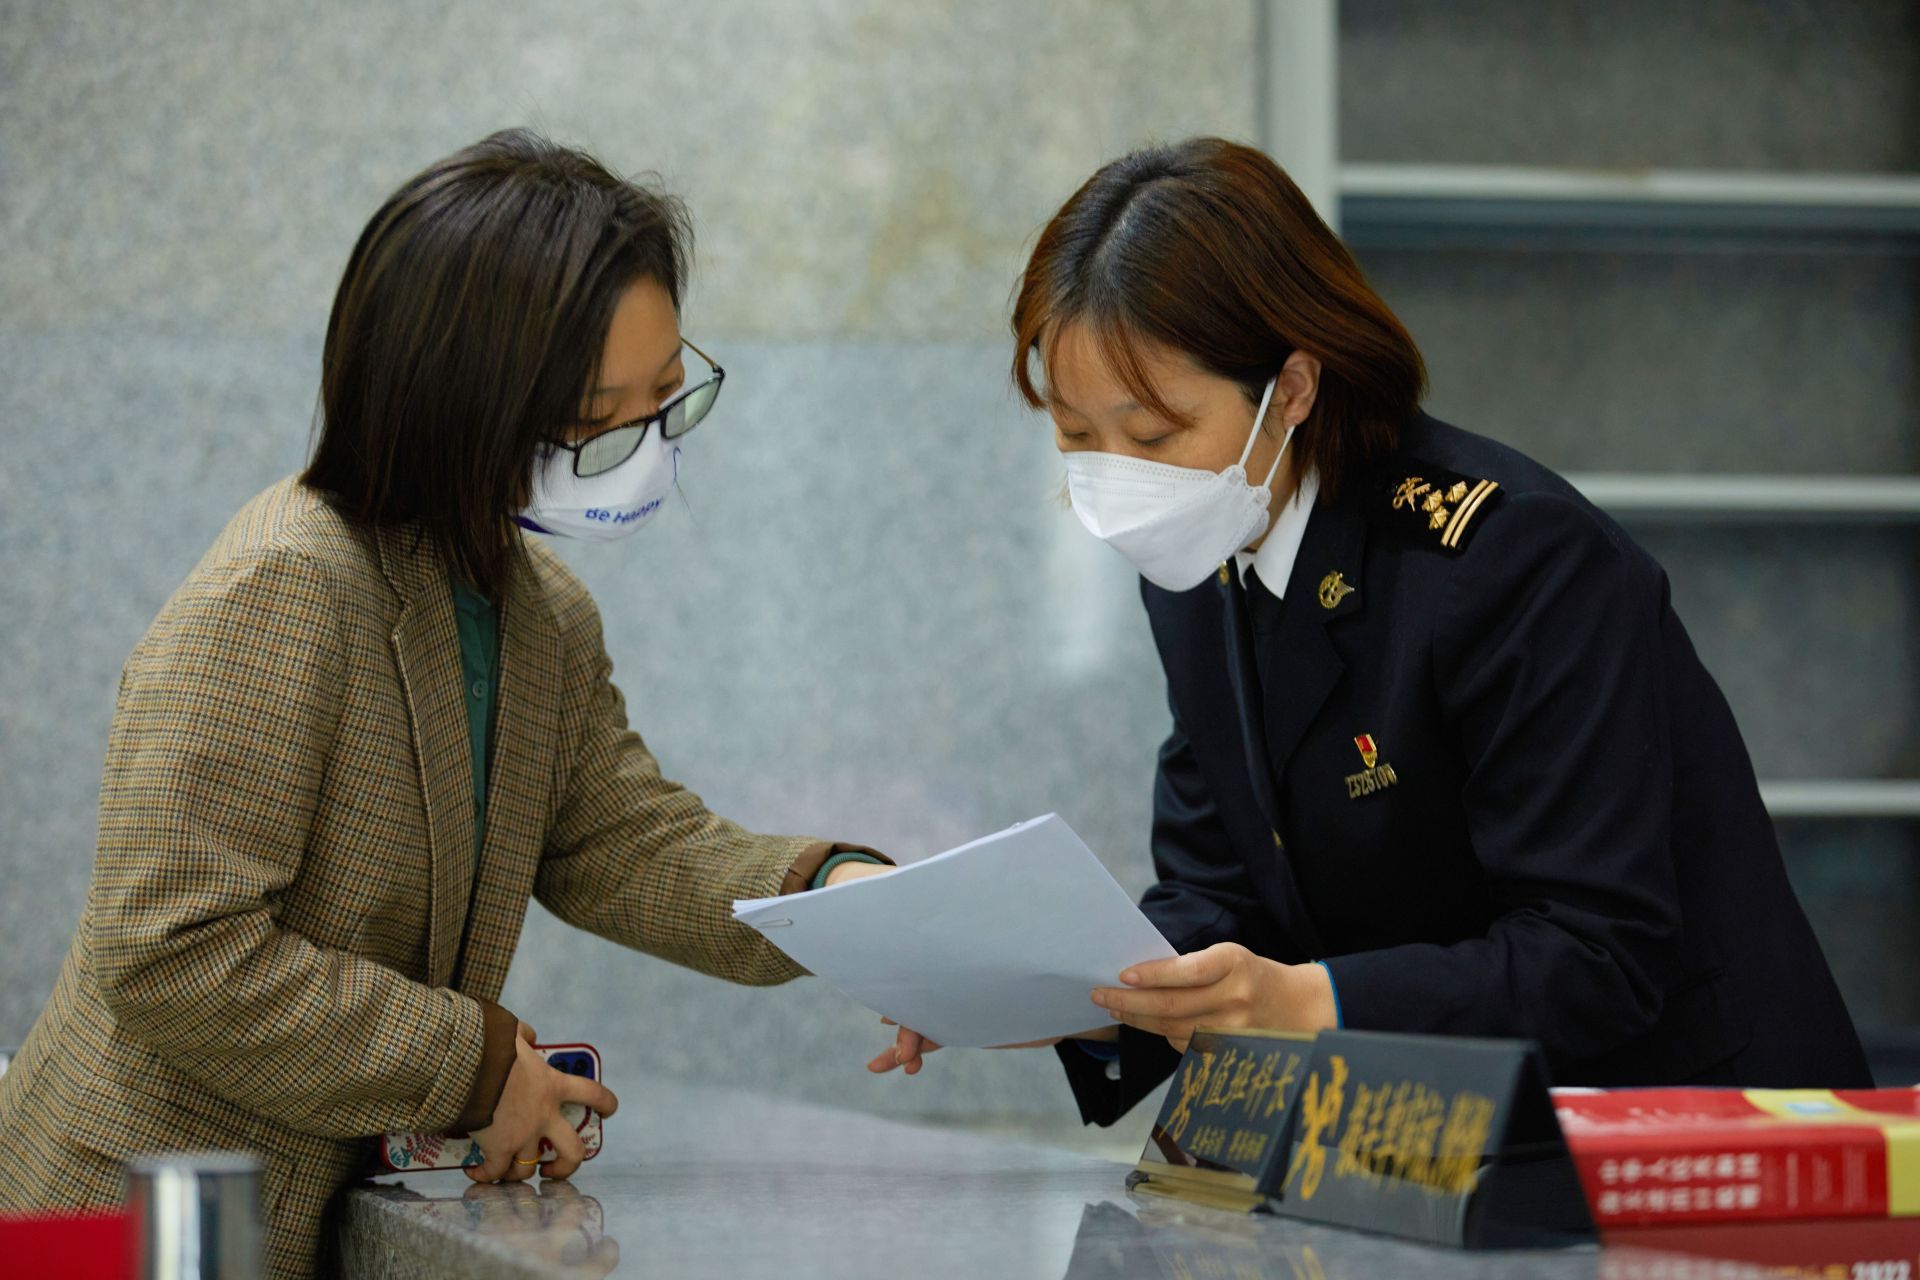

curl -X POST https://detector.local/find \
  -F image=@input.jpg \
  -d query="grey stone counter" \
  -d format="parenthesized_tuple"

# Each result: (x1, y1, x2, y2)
(339, 1083, 1775, 1279)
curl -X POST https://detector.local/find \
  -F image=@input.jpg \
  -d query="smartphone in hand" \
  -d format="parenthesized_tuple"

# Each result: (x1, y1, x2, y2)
(379, 1043, 604, 1173)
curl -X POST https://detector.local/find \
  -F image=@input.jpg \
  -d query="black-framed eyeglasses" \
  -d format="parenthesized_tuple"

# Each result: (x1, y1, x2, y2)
(548, 339, 725, 477)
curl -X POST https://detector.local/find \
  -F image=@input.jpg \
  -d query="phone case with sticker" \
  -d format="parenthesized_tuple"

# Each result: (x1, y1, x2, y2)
(379, 1043, 604, 1173)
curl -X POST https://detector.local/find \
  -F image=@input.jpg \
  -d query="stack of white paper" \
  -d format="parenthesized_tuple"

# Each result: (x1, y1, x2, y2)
(732, 813, 1175, 1048)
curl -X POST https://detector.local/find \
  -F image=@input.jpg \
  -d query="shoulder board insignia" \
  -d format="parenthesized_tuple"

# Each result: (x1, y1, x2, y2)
(1384, 464, 1502, 552)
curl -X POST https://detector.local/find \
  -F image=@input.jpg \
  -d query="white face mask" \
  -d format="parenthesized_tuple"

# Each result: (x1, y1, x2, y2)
(514, 426, 681, 542)
(1062, 378, 1294, 592)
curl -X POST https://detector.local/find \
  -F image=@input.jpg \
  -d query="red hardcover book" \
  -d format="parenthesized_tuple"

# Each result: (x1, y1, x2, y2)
(0, 1208, 133, 1280)
(1552, 1086, 1920, 1228)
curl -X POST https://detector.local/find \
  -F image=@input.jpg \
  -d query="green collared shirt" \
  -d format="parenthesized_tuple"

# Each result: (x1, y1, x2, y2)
(450, 579, 500, 866)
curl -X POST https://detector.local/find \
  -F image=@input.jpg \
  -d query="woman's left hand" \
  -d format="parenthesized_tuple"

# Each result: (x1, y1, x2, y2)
(1091, 943, 1338, 1052)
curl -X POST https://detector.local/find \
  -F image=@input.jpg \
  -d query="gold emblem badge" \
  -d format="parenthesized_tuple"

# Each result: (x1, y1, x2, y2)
(1344, 733, 1398, 800)
(1317, 571, 1354, 610)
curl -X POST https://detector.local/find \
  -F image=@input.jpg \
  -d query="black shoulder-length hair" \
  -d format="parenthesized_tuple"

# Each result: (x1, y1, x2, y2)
(303, 128, 691, 596)
(1012, 138, 1425, 501)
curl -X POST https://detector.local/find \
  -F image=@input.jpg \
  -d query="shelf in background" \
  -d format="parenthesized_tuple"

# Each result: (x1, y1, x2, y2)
(1760, 780, 1920, 820)
(1340, 164, 1920, 250)
(1567, 474, 1920, 523)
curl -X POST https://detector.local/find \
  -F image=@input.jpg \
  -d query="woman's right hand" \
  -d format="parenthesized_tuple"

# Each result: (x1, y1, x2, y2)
(865, 1018, 1118, 1075)
(468, 1023, 620, 1184)
(865, 1018, 945, 1076)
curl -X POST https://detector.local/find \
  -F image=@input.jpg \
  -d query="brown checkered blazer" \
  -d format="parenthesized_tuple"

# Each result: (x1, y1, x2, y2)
(0, 478, 853, 1277)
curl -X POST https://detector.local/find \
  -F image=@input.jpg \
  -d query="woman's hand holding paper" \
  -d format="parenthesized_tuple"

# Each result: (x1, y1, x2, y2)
(858, 937, 1334, 1074)
(1090, 942, 1337, 1052)
(866, 1019, 1118, 1075)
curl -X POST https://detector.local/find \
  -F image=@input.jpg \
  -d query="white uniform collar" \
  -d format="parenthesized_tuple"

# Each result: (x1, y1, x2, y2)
(1234, 469, 1319, 599)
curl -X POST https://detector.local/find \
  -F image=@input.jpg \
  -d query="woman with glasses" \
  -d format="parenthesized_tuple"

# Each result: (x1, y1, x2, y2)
(0, 129, 890, 1279)
(872, 137, 1868, 1116)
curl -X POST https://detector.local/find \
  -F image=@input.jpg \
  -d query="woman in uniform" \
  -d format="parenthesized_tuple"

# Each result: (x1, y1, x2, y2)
(872, 137, 1869, 1123)
(0, 129, 889, 1277)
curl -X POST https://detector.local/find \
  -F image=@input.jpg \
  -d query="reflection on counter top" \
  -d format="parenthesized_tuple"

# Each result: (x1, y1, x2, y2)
(344, 1181, 618, 1278)
(335, 1082, 1807, 1279)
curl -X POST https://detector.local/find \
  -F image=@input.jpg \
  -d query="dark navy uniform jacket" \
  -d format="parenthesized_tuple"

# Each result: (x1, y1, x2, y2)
(1058, 412, 1869, 1127)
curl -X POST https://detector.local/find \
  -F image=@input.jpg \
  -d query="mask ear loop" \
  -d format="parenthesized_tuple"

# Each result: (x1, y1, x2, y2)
(671, 444, 698, 522)
(1235, 376, 1295, 491)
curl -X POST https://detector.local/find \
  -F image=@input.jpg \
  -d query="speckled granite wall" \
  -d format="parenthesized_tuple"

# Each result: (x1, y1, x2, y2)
(3, 0, 1915, 1145)
(1, 0, 1254, 342)
(0, 0, 1251, 1133)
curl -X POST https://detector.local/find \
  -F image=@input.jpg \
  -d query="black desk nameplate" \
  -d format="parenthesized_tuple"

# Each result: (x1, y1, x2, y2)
(1130, 1028, 1594, 1248)
(1127, 1028, 1315, 1214)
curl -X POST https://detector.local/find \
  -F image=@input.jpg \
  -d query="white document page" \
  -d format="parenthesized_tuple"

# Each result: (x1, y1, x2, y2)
(731, 813, 1176, 1048)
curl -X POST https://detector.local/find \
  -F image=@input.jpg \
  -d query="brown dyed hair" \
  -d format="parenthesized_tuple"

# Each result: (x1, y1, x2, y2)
(1012, 137, 1425, 499)
(303, 128, 692, 596)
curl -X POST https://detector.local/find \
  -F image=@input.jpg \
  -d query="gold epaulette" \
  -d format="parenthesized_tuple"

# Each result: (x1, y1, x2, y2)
(1384, 465, 1502, 552)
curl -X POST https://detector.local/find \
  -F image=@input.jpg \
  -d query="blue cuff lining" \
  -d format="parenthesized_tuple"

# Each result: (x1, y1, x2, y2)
(1315, 960, 1345, 1029)
(1075, 1038, 1122, 1062)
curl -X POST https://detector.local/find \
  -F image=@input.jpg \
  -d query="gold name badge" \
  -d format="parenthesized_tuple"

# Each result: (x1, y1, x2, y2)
(1345, 764, 1399, 799)
(1344, 733, 1399, 800)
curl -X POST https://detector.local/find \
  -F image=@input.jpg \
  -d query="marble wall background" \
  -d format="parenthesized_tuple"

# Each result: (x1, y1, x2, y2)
(3, 0, 1914, 1155)
(1, 0, 1255, 1145)
(2, 0, 1253, 341)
